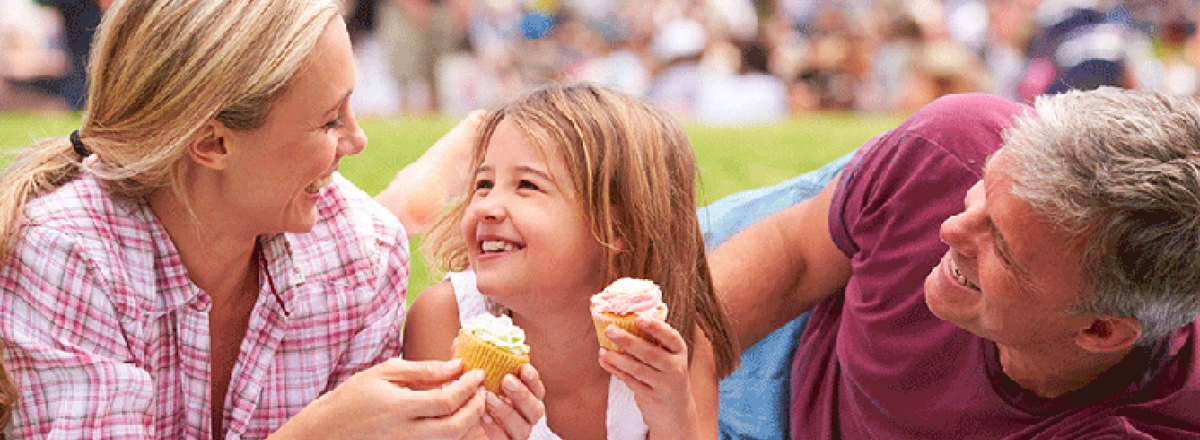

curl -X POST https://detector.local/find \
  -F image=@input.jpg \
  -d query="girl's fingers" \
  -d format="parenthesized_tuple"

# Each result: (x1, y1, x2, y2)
(600, 350, 657, 395)
(518, 364, 546, 400)
(604, 326, 671, 372)
(503, 370, 545, 423)
(486, 388, 538, 439)
(636, 318, 687, 355)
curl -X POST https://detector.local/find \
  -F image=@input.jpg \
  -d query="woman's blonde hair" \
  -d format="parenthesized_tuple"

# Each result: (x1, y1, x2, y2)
(425, 83, 738, 376)
(0, 0, 341, 426)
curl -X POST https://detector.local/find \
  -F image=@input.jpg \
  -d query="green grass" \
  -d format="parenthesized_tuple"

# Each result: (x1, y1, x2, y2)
(0, 112, 903, 300)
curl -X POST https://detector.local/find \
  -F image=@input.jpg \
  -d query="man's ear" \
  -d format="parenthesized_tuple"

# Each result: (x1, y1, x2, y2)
(1076, 316, 1142, 353)
(189, 121, 232, 171)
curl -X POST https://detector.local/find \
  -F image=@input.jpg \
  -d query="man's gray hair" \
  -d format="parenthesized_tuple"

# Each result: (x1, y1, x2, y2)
(1005, 87, 1200, 344)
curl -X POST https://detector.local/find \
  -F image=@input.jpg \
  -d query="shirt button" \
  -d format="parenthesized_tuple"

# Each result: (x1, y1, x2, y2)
(194, 296, 212, 312)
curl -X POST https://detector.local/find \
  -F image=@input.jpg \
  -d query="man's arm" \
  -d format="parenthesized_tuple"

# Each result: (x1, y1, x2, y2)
(710, 177, 852, 351)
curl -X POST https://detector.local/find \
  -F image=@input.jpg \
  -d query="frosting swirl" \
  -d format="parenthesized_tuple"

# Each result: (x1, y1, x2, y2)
(462, 313, 530, 356)
(590, 277, 668, 319)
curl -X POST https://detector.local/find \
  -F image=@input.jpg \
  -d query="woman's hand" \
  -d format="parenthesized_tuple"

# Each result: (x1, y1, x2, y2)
(270, 358, 487, 440)
(480, 364, 546, 439)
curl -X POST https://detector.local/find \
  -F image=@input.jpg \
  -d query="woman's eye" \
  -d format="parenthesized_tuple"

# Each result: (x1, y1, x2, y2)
(475, 179, 494, 190)
(324, 118, 343, 130)
(518, 180, 539, 190)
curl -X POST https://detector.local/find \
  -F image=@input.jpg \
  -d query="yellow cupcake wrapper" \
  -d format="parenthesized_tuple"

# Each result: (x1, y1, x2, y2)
(453, 329, 530, 393)
(591, 306, 668, 352)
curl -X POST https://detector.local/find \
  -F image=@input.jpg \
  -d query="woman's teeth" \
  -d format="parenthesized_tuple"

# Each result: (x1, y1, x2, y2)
(481, 240, 518, 252)
(305, 175, 333, 194)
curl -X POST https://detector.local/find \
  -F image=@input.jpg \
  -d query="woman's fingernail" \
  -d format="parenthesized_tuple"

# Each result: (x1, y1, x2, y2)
(503, 374, 519, 392)
(486, 391, 503, 407)
(443, 358, 462, 373)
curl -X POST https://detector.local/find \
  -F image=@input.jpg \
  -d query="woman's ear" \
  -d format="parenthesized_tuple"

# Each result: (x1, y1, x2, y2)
(188, 121, 231, 171)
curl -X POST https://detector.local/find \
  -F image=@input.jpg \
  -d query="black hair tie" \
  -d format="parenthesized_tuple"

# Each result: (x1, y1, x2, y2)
(70, 130, 91, 158)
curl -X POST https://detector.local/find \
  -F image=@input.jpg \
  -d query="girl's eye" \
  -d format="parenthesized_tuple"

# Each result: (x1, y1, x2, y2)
(518, 180, 539, 190)
(475, 179, 494, 190)
(324, 118, 343, 130)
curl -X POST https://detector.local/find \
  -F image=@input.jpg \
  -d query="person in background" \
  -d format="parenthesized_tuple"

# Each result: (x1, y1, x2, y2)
(0, 0, 542, 437)
(32, 0, 107, 109)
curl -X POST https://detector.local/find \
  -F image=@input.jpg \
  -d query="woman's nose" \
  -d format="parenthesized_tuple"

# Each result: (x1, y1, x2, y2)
(340, 110, 367, 157)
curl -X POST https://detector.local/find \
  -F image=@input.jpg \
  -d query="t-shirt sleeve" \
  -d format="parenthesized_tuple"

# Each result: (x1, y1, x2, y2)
(0, 225, 155, 438)
(827, 94, 1017, 309)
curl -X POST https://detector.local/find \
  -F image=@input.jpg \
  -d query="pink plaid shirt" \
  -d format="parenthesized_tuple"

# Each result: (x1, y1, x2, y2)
(0, 172, 408, 439)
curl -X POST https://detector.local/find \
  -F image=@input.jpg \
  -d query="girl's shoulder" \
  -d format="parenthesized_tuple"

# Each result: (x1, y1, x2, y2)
(403, 279, 462, 361)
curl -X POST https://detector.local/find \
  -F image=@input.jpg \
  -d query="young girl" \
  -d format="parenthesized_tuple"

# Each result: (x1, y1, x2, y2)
(404, 83, 738, 439)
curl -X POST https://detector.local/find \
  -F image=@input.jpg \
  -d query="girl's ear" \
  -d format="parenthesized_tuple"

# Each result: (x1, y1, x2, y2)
(613, 235, 628, 253)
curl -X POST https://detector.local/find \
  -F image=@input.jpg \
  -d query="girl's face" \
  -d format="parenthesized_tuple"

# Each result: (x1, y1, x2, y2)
(216, 16, 365, 235)
(462, 119, 610, 310)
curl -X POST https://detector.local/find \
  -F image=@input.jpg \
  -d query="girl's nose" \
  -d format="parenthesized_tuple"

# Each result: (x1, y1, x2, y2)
(471, 193, 506, 222)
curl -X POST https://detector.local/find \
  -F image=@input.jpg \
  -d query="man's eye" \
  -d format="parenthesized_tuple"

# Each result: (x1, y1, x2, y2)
(323, 118, 343, 130)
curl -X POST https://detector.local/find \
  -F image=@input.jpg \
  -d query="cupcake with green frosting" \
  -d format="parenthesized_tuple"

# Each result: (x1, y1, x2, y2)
(453, 313, 531, 393)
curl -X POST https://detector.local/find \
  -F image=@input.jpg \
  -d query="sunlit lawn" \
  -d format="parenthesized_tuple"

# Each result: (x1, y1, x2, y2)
(0, 112, 903, 301)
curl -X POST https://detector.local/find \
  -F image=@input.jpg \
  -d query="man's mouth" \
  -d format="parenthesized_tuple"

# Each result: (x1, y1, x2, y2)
(950, 259, 981, 291)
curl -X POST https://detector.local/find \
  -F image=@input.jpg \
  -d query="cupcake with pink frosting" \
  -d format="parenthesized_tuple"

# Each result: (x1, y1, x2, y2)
(590, 277, 669, 351)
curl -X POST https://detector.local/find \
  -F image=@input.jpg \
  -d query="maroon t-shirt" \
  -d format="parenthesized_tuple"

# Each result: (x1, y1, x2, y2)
(790, 94, 1200, 439)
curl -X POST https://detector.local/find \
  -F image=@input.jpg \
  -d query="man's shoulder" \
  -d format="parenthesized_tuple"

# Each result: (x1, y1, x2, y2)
(852, 94, 1027, 179)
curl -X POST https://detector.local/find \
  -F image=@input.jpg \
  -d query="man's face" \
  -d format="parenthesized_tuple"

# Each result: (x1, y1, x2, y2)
(924, 149, 1096, 351)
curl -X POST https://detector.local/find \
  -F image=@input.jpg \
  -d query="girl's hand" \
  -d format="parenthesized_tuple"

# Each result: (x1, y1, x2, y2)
(597, 319, 697, 439)
(481, 364, 547, 439)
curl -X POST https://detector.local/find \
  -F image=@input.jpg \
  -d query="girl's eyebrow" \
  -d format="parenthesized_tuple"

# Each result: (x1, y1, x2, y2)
(516, 165, 551, 180)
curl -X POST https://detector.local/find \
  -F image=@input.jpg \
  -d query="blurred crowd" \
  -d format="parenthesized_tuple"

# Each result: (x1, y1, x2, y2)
(3, 0, 1200, 123)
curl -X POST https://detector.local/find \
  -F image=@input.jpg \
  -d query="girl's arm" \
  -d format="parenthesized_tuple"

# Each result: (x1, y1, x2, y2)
(404, 281, 462, 361)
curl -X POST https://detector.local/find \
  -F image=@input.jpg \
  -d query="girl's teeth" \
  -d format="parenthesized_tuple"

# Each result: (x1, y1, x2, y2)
(481, 241, 516, 252)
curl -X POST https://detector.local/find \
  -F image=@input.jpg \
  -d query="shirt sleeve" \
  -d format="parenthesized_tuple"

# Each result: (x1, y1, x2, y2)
(323, 218, 408, 389)
(1, 225, 155, 439)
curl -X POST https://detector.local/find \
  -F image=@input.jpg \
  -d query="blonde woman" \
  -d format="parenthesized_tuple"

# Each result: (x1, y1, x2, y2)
(0, 0, 541, 438)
